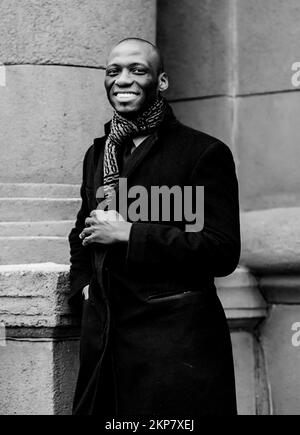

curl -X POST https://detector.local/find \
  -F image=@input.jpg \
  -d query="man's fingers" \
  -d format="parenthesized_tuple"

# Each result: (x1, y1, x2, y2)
(85, 217, 98, 227)
(82, 234, 94, 246)
(91, 209, 125, 222)
(79, 226, 94, 239)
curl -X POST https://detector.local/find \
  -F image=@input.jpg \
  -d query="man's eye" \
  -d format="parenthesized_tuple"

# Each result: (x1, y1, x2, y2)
(132, 68, 146, 74)
(106, 69, 119, 76)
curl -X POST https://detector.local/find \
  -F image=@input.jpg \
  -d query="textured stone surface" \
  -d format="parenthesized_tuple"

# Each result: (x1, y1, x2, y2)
(157, 0, 231, 99)
(231, 332, 256, 415)
(0, 66, 111, 183)
(0, 338, 79, 415)
(0, 183, 77, 264)
(0, 0, 156, 67)
(0, 198, 80, 221)
(236, 0, 300, 94)
(0, 183, 80, 198)
(0, 221, 74, 237)
(0, 237, 69, 265)
(0, 340, 54, 415)
(53, 340, 79, 415)
(216, 266, 267, 325)
(171, 97, 233, 150)
(259, 275, 300, 305)
(236, 92, 300, 211)
(0, 263, 71, 327)
(260, 305, 300, 415)
(241, 208, 300, 274)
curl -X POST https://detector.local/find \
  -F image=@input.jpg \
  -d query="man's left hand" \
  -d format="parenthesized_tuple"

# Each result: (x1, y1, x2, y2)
(79, 210, 132, 246)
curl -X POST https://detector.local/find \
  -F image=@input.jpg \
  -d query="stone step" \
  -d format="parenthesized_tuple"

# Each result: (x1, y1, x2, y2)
(0, 183, 80, 198)
(0, 237, 70, 265)
(0, 221, 74, 237)
(0, 198, 81, 222)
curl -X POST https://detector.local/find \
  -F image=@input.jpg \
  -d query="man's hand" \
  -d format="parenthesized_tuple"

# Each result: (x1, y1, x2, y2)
(79, 210, 132, 246)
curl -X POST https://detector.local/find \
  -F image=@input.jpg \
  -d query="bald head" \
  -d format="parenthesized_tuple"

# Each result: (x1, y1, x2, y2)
(107, 38, 164, 75)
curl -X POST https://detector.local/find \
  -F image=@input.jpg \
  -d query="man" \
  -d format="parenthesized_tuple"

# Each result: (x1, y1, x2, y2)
(69, 37, 241, 417)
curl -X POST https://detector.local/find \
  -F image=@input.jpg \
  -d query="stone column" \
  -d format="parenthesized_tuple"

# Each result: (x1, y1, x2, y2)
(157, 0, 300, 414)
(0, 0, 157, 265)
(0, 263, 78, 415)
(0, 0, 156, 184)
(157, 0, 234, 150)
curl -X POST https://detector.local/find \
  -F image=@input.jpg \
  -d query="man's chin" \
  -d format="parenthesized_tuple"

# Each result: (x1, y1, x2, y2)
(114, 103, 143, 119)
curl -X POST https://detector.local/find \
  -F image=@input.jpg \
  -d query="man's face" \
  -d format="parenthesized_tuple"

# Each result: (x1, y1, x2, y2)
(105, 40, 165, 118)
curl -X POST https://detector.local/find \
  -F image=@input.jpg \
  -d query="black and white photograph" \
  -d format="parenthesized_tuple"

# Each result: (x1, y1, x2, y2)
(0, 0, 300, 420)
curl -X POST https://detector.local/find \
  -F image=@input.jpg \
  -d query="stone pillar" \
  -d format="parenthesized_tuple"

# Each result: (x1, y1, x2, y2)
(241, 208, 300, 415)
(216, 267, 269, 415)
(0, 0, 156, 184)
(0, 263, 79, 415)
(157, 0, 300, 414)
(0, 0, 157, 265)
(157, 0, 234, 150)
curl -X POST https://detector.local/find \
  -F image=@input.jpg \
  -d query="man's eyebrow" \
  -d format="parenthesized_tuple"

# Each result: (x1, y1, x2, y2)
(106, 62, 149, 69)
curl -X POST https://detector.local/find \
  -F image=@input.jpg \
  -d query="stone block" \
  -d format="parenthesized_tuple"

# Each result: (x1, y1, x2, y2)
(216, 266, 267, 327)
(0, 0, 156, 67)
(0, 236, 70, 265)
(230, 332, 256, 415)
(240, 208, 300, 274)
(157, 0, 231, 99)
(0, 221, 74, 237)
(0, 263, 71, 327)
(236, 92, 300, 210)
(0, 183, 80, 198)
(0, 65, 111, 183)
(236, 0, 300, 94)
(0, 340, 55, 414)
(0, 198, 80, 221)
(260, 305, 300, 415)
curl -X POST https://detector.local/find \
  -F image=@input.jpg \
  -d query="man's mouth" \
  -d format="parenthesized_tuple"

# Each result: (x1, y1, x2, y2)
(113, 91, 140, 102)
(114, 91, 139, 96)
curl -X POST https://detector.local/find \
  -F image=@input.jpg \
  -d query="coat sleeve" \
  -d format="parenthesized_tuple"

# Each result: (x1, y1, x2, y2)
(125, 140, 241, 277)
(68, 149, 93, 301)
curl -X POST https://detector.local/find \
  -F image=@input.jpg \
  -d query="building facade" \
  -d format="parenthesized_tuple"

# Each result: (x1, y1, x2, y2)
(0, 0, 300, 415)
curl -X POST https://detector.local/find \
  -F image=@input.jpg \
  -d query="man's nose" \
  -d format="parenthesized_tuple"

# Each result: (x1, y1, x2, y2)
(115, 69, 133, 86)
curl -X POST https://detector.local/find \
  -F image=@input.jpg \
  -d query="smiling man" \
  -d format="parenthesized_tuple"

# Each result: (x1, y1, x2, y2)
(69, 38, 241, 417)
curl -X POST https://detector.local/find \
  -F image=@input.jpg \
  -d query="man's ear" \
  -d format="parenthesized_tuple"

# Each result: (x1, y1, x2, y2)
(158, 72, 169, 93)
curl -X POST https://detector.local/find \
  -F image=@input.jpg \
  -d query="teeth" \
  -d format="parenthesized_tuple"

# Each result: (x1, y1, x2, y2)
(116, 92, 136, 96)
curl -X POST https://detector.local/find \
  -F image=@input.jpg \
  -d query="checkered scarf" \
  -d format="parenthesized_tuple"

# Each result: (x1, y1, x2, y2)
(102, 97, 167, 206)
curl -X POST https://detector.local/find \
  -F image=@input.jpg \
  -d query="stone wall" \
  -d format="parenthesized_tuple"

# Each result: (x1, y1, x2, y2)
(157, 0, 300, 415)
(0, 0, 156, 184)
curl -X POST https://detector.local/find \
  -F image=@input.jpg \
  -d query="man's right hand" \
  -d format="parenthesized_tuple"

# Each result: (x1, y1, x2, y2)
(82, 285, 89, 300)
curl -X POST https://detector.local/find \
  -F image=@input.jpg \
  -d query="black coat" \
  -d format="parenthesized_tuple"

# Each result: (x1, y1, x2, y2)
(69, 107, 241, 416)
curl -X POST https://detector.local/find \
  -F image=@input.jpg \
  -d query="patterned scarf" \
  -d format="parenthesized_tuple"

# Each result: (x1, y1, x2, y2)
(102, 97, 167, 206)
